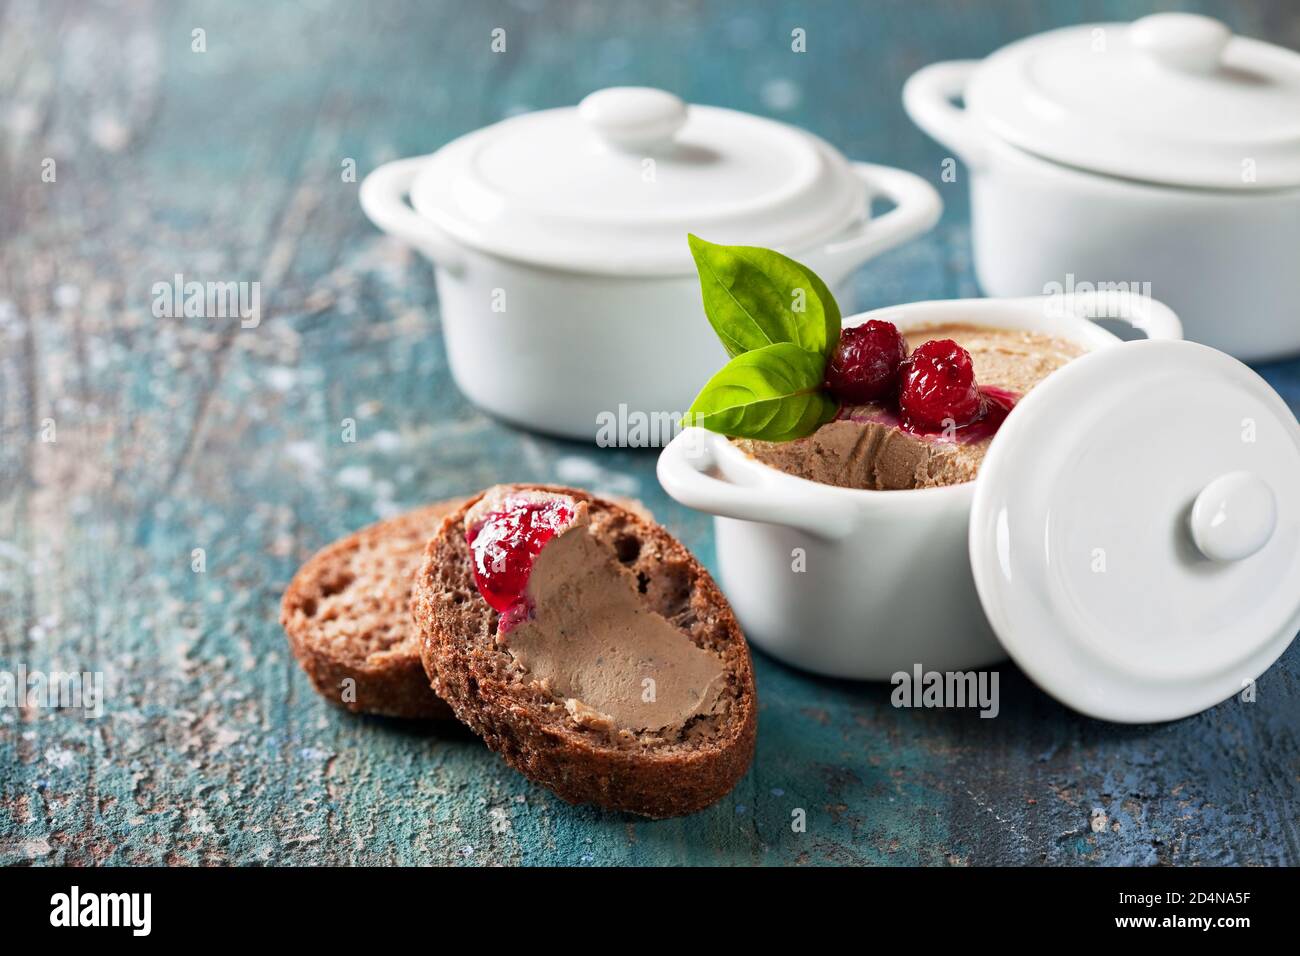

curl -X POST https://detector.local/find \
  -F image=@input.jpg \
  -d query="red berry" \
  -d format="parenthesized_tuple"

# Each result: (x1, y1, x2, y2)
(898, 339, 986, 431)
(823, 320, 909, 404)
(466, 497, 575, 628)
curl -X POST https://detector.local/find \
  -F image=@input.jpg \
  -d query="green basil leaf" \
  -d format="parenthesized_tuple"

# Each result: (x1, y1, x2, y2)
(688, 234, 841, 359)
(683, 342, 839, 442)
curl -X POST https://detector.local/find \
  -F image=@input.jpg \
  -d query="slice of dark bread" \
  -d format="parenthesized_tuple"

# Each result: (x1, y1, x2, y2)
(411, 485, 758, 818)
(282, 500, 466, 719)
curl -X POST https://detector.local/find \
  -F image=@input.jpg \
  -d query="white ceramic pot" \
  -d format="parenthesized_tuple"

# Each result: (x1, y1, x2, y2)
(903, 14, 1300, 362)
(660, 293, 1300, 722)
(361, 88, 942, 441)
(658, 292, 1181, 680)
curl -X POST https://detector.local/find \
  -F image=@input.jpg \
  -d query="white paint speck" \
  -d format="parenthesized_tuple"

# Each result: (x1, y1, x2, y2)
(760, 78, 802, 112)
(2, 837, 51, 859)
(89, 111, 131, 152)
(489, 806, 512, 835)
(264, 366, 298, 392)
(6, 103, 40, 136)
(553, 457, 639, 497)
(373, 500, 403, 519)
(336, 465, 372, 490)
(370, 430, 402, 453)
(44, 746, 77, 770)
(284, 441, 323, 474)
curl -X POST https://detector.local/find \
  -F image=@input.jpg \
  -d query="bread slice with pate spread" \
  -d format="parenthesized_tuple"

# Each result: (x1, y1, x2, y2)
(281, 500, 465, 719)
(411, 484, 757, 818)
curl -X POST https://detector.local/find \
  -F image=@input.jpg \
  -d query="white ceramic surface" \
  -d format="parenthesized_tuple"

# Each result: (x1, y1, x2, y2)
(903, 16, 1300, 362)
(970, 339, 1300, 722)
(360, 88, 942, 440)
(1189, 471, 1278, 563)
(965, 14, 1300, 190)
(405, 86, 869, 275)
(657, 293, 1182, 681)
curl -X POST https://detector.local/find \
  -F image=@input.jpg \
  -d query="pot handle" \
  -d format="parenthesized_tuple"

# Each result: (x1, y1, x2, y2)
(819, 163, 942, 278)
(1043, 289, 1184, 341)
(359, 156, 465, 275)
(657, 429, 850, 541)
(902, 60, 988, 169)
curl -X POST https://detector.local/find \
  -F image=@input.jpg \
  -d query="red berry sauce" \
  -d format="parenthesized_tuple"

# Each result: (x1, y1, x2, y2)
(831, 334, 1021, 445)
(905, 385, 1016, 441)
(466, 496, 575, 632)
(838, 386, 1018, 445)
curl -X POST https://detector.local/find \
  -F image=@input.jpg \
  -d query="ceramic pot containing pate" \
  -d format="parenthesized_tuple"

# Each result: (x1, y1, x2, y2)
(903, 13, 1300, 362)
(361, 87, 941, 442)
(659, 293, 1300, 723)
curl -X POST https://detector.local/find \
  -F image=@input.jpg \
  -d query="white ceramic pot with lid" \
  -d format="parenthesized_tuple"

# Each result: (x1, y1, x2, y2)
(903, 13, 1300, 362)
(361, 87, 942, 441)
(658, 293, 1300, 723)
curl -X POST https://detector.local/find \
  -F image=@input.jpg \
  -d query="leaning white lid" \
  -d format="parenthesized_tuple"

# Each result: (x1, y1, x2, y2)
(407, 87, 864, 275)
(970, 339, 1300, 723)
(966, 13, 1300, 190)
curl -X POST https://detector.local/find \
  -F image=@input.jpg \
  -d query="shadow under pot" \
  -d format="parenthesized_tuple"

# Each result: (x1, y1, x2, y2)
(361, 87, 941, 443)
(903, 12, 1300, 362)
(658, 293, 1300, 723)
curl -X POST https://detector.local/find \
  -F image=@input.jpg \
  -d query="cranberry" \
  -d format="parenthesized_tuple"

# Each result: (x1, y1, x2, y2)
(823, 320, 909, 404)
(466, 496, 575, 629)
(898, 338, 987, 432)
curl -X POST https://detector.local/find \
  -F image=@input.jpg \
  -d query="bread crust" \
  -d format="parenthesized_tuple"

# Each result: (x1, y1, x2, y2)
(412, 485, 758, 818)
(282, 501, 465, 719)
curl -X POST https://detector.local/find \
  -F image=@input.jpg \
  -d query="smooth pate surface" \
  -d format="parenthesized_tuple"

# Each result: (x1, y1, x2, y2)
(736, 323, 1084, 490)
(466, 487, 725, 734)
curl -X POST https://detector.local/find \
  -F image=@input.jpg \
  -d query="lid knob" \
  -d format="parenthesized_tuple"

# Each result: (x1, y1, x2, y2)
(578, 87, 687, 153)
(1130, 13, 1231, 74)
(1189, 470, 1277, 563)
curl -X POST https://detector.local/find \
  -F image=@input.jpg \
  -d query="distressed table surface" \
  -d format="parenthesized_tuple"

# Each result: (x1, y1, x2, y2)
(2, 0, 1298, 866)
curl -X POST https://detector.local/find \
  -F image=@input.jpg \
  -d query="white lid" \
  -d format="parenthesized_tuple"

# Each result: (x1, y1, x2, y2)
(969, 340, 1300, 723)
(408, 87, 864, 274)
(966, 14, 1300, 190)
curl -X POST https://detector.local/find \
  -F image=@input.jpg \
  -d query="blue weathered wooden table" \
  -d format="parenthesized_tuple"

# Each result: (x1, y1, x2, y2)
(1, 0, 1297, 865)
